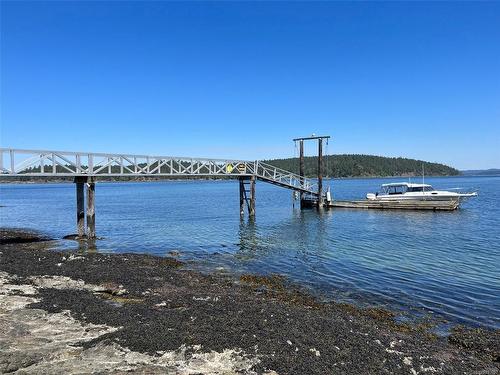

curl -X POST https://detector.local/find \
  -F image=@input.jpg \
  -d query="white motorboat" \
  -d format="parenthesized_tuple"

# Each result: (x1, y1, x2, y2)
(366, 182, 477, 201)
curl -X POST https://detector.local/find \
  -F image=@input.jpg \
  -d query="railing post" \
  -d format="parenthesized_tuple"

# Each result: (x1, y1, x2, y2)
(10, 150, 14, 174)
(76, 154, 81, 173)
(52, 153, 56, 174)
(88, 154, 93, 175)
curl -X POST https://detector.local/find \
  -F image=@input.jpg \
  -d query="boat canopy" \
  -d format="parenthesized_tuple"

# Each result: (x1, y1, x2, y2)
(381, 182, 433, 188)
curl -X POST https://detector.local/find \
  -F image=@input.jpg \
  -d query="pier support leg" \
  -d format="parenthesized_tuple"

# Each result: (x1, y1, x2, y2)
(299, 139, 305, 205)
(249, 176, 256, 217)
(86, 179, 96, 239)
(75, 178, 86, 238)
(317, 138, 324, 210)
(239, 178, 245, 217)
(238, 176, 256, 218)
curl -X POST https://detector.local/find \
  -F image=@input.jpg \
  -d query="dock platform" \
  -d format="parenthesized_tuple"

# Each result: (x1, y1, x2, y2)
(326, 199, 460, 211)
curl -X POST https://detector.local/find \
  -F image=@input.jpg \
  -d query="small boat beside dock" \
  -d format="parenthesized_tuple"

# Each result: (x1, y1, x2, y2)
(327, 198, 460, 211)
(323, 181, 477, 211)
(366, 182, 477, 201)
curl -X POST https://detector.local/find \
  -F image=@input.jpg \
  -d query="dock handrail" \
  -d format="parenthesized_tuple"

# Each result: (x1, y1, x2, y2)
(254, 161, 317, 194)
(0, 148, 319, 195)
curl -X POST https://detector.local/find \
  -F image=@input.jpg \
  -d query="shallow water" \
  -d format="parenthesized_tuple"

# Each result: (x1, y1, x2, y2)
(1, 176, 499, 329)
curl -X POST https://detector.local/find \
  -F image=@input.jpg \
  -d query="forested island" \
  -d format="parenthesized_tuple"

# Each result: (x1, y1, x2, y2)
(265, 154, 460, 178)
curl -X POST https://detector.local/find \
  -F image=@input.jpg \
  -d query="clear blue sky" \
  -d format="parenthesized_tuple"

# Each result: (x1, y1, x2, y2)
(1, 1, 499, 169)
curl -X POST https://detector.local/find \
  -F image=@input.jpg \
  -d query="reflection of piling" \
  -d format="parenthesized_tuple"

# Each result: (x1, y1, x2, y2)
(238, 218, 258, 252)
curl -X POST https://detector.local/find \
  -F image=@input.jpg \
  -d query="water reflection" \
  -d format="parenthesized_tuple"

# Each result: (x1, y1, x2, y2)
(78, 238, 98, 253)
(237, 218, 259, 254)
(236, 208, 334, 265)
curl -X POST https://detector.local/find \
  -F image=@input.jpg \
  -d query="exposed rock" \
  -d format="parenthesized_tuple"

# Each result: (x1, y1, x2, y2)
(0, 270, 261, 374)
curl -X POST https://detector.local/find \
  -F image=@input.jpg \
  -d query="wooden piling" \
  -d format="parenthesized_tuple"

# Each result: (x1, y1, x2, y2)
(75, 178, 85, 237)
(239, 177, 245, 216)
(317, 138, 323, 207)
(299, 140, 304, 202)
(249, 175, 256, 217)
(86, 179, 96, 239)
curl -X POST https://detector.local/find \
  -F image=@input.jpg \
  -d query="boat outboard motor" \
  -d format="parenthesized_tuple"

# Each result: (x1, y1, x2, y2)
(366, 193, 377, 200)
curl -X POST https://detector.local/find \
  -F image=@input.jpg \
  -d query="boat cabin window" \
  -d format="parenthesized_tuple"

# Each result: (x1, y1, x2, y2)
(406, 186, 435, 192)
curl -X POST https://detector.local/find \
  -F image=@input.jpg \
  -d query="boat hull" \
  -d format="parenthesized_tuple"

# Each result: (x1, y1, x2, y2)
(328, 199, 460, 211)
(374, 196, 462, 202)
(370, 192, 476, 202)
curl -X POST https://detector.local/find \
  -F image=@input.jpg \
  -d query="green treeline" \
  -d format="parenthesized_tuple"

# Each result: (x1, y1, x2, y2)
(264, 154, 460, 178)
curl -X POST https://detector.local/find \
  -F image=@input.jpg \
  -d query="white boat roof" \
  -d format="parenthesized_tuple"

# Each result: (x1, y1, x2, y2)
(381, 182, 432, 188)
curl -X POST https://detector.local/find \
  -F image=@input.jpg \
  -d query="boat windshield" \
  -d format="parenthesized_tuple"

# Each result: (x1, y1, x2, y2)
(383, 185, 406, 195)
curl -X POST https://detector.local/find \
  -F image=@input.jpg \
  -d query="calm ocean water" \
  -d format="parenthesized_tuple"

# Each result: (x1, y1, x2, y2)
(1, 176, 499, 329)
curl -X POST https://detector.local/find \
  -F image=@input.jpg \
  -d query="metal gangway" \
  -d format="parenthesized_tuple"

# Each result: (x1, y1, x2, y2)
(0, 148, 320, 238)
(0, 148, 317, 194)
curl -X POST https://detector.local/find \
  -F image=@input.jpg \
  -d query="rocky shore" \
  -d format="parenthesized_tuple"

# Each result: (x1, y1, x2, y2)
(0, 229, 498, 374)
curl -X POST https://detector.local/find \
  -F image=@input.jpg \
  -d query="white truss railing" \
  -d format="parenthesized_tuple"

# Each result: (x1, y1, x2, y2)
(255, 161, 317, 194)
(0, 148, 318, 195)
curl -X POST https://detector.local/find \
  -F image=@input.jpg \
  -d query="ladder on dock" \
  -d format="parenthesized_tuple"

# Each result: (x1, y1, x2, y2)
(239, 176, 256, 216)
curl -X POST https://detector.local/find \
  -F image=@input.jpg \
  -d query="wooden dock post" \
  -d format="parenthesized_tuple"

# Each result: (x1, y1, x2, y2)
(75, 177, 86, 238)
(86, 178, 96, 239)
(299, 140, 305, 203)
(249, 175, 256, 217)
(239, 177, 245, 217)
(318, 138, 323, 208)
